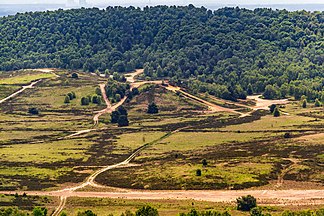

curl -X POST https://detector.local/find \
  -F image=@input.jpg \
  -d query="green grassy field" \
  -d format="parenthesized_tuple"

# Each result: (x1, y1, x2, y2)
(0, 72, 55, 85)
(0, 69, 322, 195)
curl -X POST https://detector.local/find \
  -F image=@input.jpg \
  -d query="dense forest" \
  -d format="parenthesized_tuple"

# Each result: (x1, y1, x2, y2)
(0, 6, 323, 101)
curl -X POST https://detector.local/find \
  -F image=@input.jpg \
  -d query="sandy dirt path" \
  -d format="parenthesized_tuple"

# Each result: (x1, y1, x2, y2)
(2, 189, 323, 205)
(247, 95, 289, 110)
(0, 80, 42, 104)
(93, 83, 112, 125)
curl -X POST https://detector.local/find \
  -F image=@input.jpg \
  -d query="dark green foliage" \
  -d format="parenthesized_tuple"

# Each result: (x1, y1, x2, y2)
(196, 169, 202, 176)
(269, 104, 276, 113)
(302, 99, 307, 108)
(28, 107, 39, 115)
(0, 7, 323, 101)
(77, 210, 96, 216)
(71, 91, 76, 99)
(314, 98, 321, 107)
(273, 107, 280, 117)
(64, 95, 70, 104)
(95, 87, 101, 95)
(120, 210, 135, 216)
(111, 106, 129, 126)
(179, 209, 231, 216)
(236, 195, 257, 211)
(263, 85, 280, 99)
(202, 159, 208, 167)
(60, 212, 67, 216)
(132, 87, 139, 96)
(135, 206, 158, 216)
(105, 80, 129, 102)
(118, 115, 129, 127)
(81, 97, 90, 105)
(92, 95, 102, 105)
(67, 92, 73, 100)
(250, 207, 271, 216)
(87, 95, 92, 103)
(32, 207, 47, 216)
(71, 73, 79, 79)
(147, 102, 159, 114)
(115, 94, 121, 102)
(284, 132, 291, 138)
(118, 106, 128, 116)
(111, 111, 120, 123)
(281, 209, 324, 216)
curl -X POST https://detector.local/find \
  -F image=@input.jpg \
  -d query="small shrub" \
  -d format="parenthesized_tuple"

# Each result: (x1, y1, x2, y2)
(202, 159, 208, 167)
(196, 169, 202, 176)
(28, 107, 39, 115)
(273, 107, 280, 117)
(147, 102, 159, 114)
(64, 95, 70, 104)
(71, 72, 79, 79)
(284, 132, 291, 138)
(269, 104, 276, 113)
(135, 205, 158, 216)
(236, 195, 257, 211)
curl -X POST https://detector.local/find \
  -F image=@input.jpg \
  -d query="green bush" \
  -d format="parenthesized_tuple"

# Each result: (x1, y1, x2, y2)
(135, 206, 158, 216)
(236, 195, 257, 211)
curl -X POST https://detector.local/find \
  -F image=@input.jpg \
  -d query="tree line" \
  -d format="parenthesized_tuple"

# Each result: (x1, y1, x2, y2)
(0, 6, 323, 101)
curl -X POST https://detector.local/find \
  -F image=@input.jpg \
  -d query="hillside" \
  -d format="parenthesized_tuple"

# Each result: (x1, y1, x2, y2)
(0, 6, 323, 101)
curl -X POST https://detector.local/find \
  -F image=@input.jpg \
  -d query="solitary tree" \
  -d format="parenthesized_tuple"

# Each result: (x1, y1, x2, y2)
(92, 95, 99, 104)
(81, 97, 89, 105)
(202, 159, 208, 167)
(273, 107, 280, 117)
(71, 72, 79, 79)
(269, 104, 276, 113)
(196, 169, 202, 176)
(236, 195, 257, 211)
(28, 107, 39, 115)
(302, 99, 307, 108)
(118, 115, 129, 127)
(64, 95, 70, 104)
(147, 102, 159, 114)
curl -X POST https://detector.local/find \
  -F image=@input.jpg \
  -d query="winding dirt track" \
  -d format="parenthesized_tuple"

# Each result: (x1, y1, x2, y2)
(93, 83, 112, 126)
(1, 69, 323, 215)
(0, 80, 42, 104)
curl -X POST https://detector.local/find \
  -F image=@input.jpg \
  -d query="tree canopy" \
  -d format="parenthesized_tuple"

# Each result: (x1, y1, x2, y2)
(0, 6, 323, 101)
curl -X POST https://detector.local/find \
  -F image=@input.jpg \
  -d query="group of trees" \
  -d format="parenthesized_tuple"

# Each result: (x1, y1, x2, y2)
(111, 106, 129, 127)
(80, 89, 102, 106)
(64, 91, 76, 104)
(105, 79, 129, 103)
(80, 95, 102, 105)
(0, 6, 323, 101)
